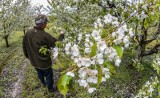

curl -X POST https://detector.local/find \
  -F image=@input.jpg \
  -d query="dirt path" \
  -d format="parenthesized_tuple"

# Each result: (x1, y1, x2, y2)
(11, 59, 28, 98)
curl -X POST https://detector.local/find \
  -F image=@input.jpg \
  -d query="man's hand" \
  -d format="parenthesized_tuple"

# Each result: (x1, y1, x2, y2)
(60, 29, 65, 34)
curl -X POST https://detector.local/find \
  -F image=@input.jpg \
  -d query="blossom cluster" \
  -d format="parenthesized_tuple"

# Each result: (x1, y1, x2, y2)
(152, 54, 160, 75)
(62, 14, 134, 93)
(52, 47, 59, 60)
(102, 14, 134, 48)
(134, 76, 159, 98)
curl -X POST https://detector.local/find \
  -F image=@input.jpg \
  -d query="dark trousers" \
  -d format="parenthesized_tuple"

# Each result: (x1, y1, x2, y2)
(35, 67, 54, 90)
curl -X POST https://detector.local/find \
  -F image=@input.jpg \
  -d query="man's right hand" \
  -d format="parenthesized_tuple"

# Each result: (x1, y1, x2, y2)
(60, 29, 65, 35)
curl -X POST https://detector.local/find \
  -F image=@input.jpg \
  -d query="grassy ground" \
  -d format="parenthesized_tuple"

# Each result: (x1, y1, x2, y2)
(0, 31, 24, 72)
(0, 31, 25, 97)
(0, 30, 159, 98)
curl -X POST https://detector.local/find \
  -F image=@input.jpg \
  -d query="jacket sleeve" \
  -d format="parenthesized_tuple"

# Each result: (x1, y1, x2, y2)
(47, 33, 64, 48)
(22, 35, 28, 58)
(47, 34, 57, 48)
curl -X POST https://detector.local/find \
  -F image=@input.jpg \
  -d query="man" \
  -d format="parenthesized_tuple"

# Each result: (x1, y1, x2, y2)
(22, 14, 64, 92)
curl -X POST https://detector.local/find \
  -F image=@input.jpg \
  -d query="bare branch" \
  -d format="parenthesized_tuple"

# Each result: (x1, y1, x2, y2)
(135, 35, 140, 43)
(145, 23, 160, 44)
(142, 43, 160, 56)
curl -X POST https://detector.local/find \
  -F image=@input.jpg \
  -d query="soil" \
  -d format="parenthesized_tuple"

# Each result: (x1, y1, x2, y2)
(11, 59, 28, 98)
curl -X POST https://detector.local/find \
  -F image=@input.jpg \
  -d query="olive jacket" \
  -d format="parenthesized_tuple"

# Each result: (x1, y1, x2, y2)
(22, 26, 64, 69)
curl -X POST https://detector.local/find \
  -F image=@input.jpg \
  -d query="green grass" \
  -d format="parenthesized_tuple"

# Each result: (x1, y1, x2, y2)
(0, 31, 25, 97)
(0, 48, 25, 97)
(0, 31, 24, 72)
(0, 31, 23, 59)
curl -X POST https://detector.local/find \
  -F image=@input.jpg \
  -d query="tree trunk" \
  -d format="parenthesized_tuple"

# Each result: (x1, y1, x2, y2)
(136, 43, 145, 63)
(3, 35, 9, 47)
(136, 34, 147, 63)
(23, 26, 26, 34)
(23, 30, 26, 34)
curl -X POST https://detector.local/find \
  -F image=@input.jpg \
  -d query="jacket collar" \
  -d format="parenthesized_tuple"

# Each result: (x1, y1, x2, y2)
(34, 26, 45, 30)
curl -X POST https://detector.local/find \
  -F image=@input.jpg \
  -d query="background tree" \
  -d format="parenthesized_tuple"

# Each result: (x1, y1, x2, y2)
(0, 0, 31, 47)
(15, 0, 35, 34)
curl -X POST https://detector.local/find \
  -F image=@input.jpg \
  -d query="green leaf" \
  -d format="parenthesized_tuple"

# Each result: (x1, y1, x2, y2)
(90, 43, 97, 57)
(124, 12, 130, 19)
(53, 64, 60, 69)
(113, 46, 123, 58)
(57, 73, 72, 97)
(97, 65, 102, 84)
(101, 29, 108, 38)
(103, 62, 116, 74)
(56, 41, 63, 48)
(39, 46, 48, 55)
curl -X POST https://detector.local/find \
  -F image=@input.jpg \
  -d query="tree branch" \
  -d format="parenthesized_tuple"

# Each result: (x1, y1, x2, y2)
(144, 23, 160, 44)
(142, 43, 160, 56)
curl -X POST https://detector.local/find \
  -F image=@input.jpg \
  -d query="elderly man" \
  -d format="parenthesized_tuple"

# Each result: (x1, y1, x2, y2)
(22, 14, 64, 92)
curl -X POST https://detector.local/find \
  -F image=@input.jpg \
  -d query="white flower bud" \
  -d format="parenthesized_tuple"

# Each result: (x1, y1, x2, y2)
(88, 88, 96, 93)
(66, 72, 75, 77)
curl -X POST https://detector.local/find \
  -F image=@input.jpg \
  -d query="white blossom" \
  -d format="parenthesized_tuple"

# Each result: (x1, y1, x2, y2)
(148, 87, 154, 93)
(102, 77, 106, 82)
(97, 53, 103, 59)
(104, 14, 113, 23)
(65, 43, 71, 54)
(71, 44, 80, 57)
(66, 71, 75, 77)
(113, 38, 122, 45)
(102, 68, 109, 72)
(94, 35, 101, 41)
(112, 32, 116, 38)
(89, 42, 93, 47)
(141, 11, 148, 19)
(121, 24, 128, 32)
(92, 30, 99, 37)
(112, 21, 119, 27)
(85, 37, 90, 42)
(105, 74, 110, 79)
(78, 70, 86, 79)
(85, 58, 92, 67)
(97, 17, 101, 24)
(74, 58, 79, 63)
(87, 77, 97, 83)
(123, 36, 129, 44)
(81, 58, 91, 67)
(52, 47, 59, 59)
(124, 44, 129, 48)
(115, 58, 121, 66)
(85, 43, 90, 47)
(92, 70, 98, 75)
(94, 22, 98, 29)
(77, 61, 82, 67)
(97, 58, 104, 64)
(78, 33, 82, 41)
(129, 28, 134, 37)
(117, 28, 125, 39)
(85, 48, 91, 53)
(78, 80, 88, 87)
(98, 41, 107, 52)
(88, 88, 96, 93)
(104, 48, 109, 55)
(91, 59, 96, 65)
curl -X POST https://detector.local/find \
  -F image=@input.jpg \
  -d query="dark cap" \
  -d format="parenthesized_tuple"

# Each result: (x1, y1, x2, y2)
(35, 14, 48, 24)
